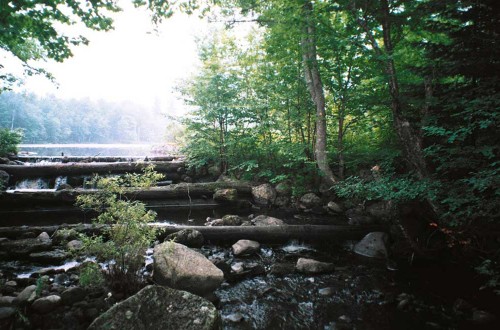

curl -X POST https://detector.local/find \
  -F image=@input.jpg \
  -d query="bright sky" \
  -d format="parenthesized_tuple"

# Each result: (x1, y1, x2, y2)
(17, 1, 208, 115)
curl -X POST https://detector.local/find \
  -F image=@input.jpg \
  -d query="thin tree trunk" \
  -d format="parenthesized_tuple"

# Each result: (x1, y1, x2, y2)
(301, 0, 337, 185)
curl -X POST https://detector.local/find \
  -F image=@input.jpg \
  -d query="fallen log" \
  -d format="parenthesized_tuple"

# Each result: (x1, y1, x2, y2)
(0, 224, 386, 242)
(0, 161, 185, 180)
(13, 155, 177, 163)
(0, 182, 253, 207)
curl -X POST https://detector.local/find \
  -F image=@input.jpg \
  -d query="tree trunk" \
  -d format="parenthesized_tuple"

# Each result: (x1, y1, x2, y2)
(0, 182, 254, 207)
(0, 161, 184, 180)
(0, 223, 387, 243)
(301, 1, 337, 186)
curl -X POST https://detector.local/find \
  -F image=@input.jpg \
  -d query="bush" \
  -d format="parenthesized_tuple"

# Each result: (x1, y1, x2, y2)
(0, 128, 23, 157)
(76, 165, 164, 293)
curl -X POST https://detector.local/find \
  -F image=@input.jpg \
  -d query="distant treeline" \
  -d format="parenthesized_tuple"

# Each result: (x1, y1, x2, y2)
(0, 92, 172, 143)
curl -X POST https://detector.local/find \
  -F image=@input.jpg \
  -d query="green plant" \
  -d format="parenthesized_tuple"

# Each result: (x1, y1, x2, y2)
(76, 165, 163, 293)
(35, 276, 48, 297)
(0, 128, 23, 157)
(79, 262, 105, 288)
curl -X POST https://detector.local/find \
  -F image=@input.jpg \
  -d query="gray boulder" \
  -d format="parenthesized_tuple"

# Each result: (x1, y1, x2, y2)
(67, 239, 83, 250)
(296, 258, 334, 274)
(299, 193, 321, 209)
(166, 229, 204, 248)
(88, 285, 220, 330)
(153, 242, 224, 296)
(31, 295, 61, 313)
(327, 201, 343, 213)
(252, 184, 276, 205)
(29, 249, 69, 263)
(353, 232, 389, 259)
(252, 215, 285, 226)
(61, 287, 86, 305)
(232, 240, 260, 256)
(0, 307, 16, 320)
(0, 296, 15, 307)
(213, 188, 238, 202)
(13, 285, 37, 305)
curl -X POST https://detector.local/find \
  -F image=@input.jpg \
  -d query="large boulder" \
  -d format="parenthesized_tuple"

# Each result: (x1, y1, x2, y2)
(232, 240, 260, 256)
(13, 285, 37, 305)
(296, 258, 334, 274)
(153, 242, 224, 296)
(31, 295, 61, 313)
(165, 229, 204, 248)
(88, 285, 220, 330)
(252, 184, 276, 205)
(213, 188, 238, 202)
(252, 215, 285, 226)
(353, 232, 389, 259)
(298, 193, 321, 209)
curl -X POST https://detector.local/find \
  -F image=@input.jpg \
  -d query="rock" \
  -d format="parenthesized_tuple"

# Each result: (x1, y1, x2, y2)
(327, 201, 343, 213)
(296, 258, 334, 274)
(346, 208, 376, 225)
(269, 263, 296, 276)
(252, 215, 285, 226)
(472, 310, 496, 325)
(67, 239, 83, 250)
(299, 193, 321, 209)
(274, 196, 290, 207)
(224, 312, 244, 322)
(220, 215, 243, 226)
(397, 299, 410, 311)
(31, 295, 61, 313)
(353, 232, 389, 259)
(213, 188, 238, 202)
(13, 285, 37, 305)
(5, 280, 16, 287)
(166, 229, 204, 248)
(318, 287, 334, 296)
(0, 157, 10, 164)
(275, 182, 292, 196)
(231, 262, 244, 273)
(88, 285, 220, 330)
(153, 242, 224, 296)
(252, 184, 276, 205)
(29, 249, 69, 263)
(38, 232, 51, 241)
(54, 273, 70, 285)
(0, 296, 15, 307)
(61, 287, 86, 305)
(0, 307, 16, 320)
(365, 201, 393, 220)
(232, 240, 260, 256)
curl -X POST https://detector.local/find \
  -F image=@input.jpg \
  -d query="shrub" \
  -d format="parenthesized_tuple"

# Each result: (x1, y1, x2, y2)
(0, 128, 23, 157)
(76, 165, 164, 293)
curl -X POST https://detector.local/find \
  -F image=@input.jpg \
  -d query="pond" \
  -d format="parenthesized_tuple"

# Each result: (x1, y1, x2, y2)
(18, 143, 178, 157)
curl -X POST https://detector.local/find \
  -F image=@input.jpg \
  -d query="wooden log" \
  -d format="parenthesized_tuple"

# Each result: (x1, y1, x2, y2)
(0, 161, 185, 179)
(0, 182, 253, 207)
(13, 156, 177, 163)
(0, 223, 386, 242)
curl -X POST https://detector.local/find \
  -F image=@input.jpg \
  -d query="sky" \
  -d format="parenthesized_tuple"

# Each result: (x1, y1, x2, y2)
(16, 1, 209, 115)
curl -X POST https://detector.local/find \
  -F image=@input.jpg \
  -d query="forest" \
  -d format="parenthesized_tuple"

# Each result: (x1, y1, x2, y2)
(0, 92, 171, 143)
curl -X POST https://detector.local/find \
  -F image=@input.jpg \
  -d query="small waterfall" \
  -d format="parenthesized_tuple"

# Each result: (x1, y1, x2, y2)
(15, 178, 52, 190)
(54, 176, 68, 190)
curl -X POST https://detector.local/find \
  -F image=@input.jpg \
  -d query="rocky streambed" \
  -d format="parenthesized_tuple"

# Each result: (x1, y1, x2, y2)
(1, 215, 498, 330)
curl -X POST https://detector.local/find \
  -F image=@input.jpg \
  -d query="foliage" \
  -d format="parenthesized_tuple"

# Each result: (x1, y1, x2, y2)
(475, 259, 500, 296)
(35, 276, 49, 297)
(0, 128, 22, 157)
(76, 165, 163, 293)
(0, 0, 119, 90)
(79, 262, 105, 288)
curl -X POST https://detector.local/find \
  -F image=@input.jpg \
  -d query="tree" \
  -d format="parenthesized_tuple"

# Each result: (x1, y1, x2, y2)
(0, 0, 120, 90)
